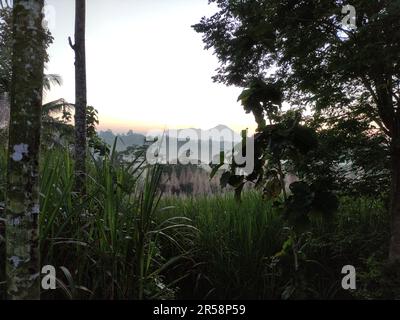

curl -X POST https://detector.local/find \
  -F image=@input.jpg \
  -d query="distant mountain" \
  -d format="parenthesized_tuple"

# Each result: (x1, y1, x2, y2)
(98, 125, 244, 157)
(164, 125, 242, 142)
(212, 124, 234, 132)
(98, 130, 146, 152)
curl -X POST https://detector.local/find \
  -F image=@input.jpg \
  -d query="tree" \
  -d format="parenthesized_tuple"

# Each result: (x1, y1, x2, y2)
(303, 111, 390, 198)
(5, 0, 46, 299)
(194, 0, 400, 262)
(69, 0, 87, 194)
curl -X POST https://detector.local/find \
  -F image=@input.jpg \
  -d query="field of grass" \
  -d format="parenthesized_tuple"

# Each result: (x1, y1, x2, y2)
(159, 194, 395, 299)
(1, 145, 399, 300)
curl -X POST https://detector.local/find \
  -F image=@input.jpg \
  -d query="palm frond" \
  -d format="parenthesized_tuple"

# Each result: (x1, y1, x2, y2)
(42, 120, 74, 135)
(42, 99, 74, 116)
(43, 74, 63, 92)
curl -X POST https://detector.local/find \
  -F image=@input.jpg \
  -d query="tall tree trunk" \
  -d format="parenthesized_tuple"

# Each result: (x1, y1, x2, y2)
(389, 134, 400, 262)
(70, 0, 87, 194)
(0, 92, 8, 299)
(5, 0, 45, 300)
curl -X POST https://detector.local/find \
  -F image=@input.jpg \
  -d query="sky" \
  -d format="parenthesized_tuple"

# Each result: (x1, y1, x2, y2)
(44, 0, 257, 134)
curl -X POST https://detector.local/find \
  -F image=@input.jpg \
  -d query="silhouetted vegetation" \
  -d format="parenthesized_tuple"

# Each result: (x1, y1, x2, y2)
(1, 145, 399, 299)
(1, 0, 400, 301)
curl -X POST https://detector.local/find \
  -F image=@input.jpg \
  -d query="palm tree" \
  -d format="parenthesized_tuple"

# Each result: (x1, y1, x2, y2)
(41, 98, 75, 148)
(5, 0, 45, 300)
(43, 73, 63, 92)
(41, 75, 74, 145)
(1, 74, 75, 148)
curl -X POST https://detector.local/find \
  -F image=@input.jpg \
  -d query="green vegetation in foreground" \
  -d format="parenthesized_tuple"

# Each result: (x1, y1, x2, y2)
(0, 145, 399, 299)
(160, 194, 396, 299)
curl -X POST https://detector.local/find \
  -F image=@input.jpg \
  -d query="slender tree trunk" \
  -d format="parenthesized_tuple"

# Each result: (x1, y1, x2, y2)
(5, 0, 45, 299)
(0, 92, 9, 299)
(389, 134, 400, 262)
(70, 0, 87, 194)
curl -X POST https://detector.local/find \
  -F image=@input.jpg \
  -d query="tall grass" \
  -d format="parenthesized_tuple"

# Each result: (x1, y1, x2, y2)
(160, 193, 286, 299)
(38, 146, 195, 299)
(0, 141, 397, 299)
(159, 194, 391, 299)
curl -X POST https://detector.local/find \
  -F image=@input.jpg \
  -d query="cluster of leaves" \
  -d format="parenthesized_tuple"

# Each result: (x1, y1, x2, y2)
(40, 100, 108, 156)
(194, 0, 400, 200)
(41, 98, 74, 148)
(211, 79, 339, 231)
(193, 0, 400, 104)
(86, 105, 110, 156)
(0, 3, 54, 94)
(300, 110, 391, 197)
(283, 181, 338, 232)
(208, 79, 341, 292)
(237, 78, 283, 127)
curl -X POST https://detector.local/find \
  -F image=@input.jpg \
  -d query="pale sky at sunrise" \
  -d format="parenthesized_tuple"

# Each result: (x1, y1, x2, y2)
(44, 0, 257, 134)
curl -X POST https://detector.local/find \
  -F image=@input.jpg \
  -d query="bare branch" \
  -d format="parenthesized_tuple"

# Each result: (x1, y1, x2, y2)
(68, 36, 75, 50)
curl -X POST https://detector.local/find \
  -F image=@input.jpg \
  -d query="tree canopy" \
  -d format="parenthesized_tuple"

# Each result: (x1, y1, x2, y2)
(194, 0, 399, 134)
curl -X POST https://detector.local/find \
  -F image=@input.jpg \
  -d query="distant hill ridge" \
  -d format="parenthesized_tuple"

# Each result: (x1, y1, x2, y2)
(99, 125, 244, 152)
